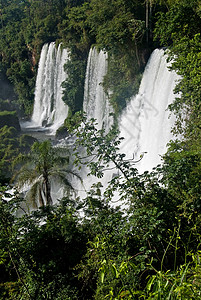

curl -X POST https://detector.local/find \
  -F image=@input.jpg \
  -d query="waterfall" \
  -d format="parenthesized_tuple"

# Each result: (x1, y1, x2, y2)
(83, 47, 113, 131)
(22, 42, 69, 134)
(17, 47, 181, 210)
(119, 49, 180, 173)
(70, 47, 114, 199)
(72, 48, 180, 203)
(83, 47, 179, 174)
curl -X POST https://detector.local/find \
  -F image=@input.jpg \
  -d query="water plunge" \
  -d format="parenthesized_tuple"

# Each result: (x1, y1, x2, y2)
(119, 48, 180, 173)
(21, 42, 69, 135)
(83, 47, 113, 131)
(82, 47, 180, 178)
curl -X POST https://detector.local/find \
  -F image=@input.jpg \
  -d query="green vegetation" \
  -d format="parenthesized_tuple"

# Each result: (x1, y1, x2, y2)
(0, 0, 155, 115)
(13, 140, 80, 207)
(0, 0, 200, 299)
(0, 124, 36, 184)
(0, 0, 69, 114)
(0, 111, 20, 131)
(0, 116, 200, 298)
(59, 0, 150, 112)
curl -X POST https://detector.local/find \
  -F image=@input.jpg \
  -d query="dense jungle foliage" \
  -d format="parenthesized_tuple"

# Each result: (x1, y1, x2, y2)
(0, 0, 201, 299)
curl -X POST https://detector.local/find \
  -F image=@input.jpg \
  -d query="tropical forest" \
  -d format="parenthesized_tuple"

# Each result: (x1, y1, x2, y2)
(0, 0, 201, 299)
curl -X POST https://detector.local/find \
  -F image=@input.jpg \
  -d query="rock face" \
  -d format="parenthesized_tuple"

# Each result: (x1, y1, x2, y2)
(0, 111, 21, 132)
(0, 72, 16, 101)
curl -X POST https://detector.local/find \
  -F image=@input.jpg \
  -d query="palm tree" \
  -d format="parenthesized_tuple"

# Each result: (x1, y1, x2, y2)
(13, 140, 80, 207)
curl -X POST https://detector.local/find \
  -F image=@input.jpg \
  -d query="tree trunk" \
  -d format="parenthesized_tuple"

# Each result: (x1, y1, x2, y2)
(44, 177, 53, 205)
(39, 188, 45, 207)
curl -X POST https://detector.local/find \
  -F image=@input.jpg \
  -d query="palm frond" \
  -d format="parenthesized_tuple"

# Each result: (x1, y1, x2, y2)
(51, 166, 82, 181)
(14, 168, 39, 188)
(13, 140, 76, 207)
(53, 172, 74, 190)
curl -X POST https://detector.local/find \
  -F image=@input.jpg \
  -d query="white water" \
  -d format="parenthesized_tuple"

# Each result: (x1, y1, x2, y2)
(19, 46, 180, 208)
(83, 47, 179, 175)
(83, 47, 113, 131)
(119, 49, 180, 173)
(70, 48, 180, 203)
(69, 47, 114, 199)
(22, 42, 69, 135)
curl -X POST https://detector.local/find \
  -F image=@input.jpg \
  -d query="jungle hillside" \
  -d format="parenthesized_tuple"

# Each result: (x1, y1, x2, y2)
(0, 0, 201, 299)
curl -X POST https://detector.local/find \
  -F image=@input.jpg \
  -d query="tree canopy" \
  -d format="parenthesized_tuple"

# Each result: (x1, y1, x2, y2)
(0, 0, 201, 298)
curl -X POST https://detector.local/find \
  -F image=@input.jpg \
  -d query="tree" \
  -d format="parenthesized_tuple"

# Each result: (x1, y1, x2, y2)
(67, 116, 201, 298)
(13, 140, 79, 207)
(154, 0, 201, 197)
(0, 186, 87, 299)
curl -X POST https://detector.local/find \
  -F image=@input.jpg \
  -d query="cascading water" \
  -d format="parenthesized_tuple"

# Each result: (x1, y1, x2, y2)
(72, 48, 180, 201)
(70, 47, 114, 198)
(119, 48, 180, 173)
(20, 46, 180, 208)
(83, 47, 113, 131)
(22, 42, 69, 135)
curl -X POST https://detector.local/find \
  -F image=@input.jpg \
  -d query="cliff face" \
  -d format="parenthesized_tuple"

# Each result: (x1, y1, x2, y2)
(0, 72, 16, 101)
(0, 111, 21, 132)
